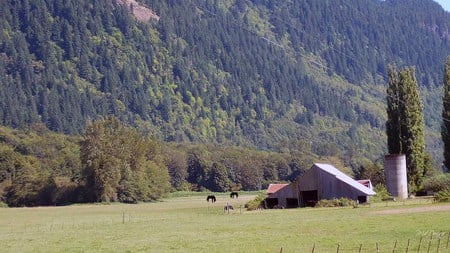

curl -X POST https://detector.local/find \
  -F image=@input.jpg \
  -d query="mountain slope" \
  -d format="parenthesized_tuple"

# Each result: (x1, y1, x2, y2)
(1, 0, 450, 163)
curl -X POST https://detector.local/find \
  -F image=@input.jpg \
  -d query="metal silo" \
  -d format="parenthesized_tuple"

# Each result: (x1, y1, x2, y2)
(384, 154, 408, 199)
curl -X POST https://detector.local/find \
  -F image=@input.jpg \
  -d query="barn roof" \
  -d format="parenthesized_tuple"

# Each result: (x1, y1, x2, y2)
(357, 179, 372, 188)
(267, 184, 289, 194)
(314, 163, 376, 196)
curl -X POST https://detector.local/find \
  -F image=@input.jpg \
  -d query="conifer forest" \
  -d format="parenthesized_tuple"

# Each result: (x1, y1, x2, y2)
(1, 0, 450, 206)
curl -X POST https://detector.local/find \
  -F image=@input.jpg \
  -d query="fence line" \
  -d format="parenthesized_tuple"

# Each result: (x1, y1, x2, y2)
(2, 214, 450, 252)
(297, 233, 450, 253)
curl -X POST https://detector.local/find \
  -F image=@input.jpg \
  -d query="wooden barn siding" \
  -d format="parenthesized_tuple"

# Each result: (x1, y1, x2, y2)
(298, 167, 362, 201)
(321, 174, 360, 200)
(268, 184, 298, 207)
(297, 166, 319, 191)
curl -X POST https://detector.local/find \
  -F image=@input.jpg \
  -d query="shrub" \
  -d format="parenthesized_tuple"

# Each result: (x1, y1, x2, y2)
(370, 184, 391, 203)
(245, 193, 266, 210)
(315, 198, 356, 208)
(434, 188, 450, 202)
(422, 174, 450, 192)
(0, 202, 8, 208)
(52, 177, 84, 205)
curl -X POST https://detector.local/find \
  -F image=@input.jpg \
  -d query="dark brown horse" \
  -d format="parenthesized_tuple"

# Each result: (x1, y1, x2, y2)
(206, 195, 216, 203)
(230, 192, 239, 198)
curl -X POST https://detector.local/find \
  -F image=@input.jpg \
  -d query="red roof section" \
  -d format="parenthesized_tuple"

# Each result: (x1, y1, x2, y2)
(267, 184, 289, 194)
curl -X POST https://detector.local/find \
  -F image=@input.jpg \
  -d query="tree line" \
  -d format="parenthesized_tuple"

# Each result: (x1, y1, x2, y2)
(3, 66, 450, 208)
(1, 0, 450, 206)
(0, 117, 322, 207)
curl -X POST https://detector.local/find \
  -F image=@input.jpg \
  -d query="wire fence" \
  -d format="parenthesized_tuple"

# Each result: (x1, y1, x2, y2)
(1, 206, 449, 253)
(277, 232, 450, 253)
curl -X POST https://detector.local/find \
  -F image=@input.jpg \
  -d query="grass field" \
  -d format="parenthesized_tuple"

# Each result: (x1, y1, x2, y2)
(1, 193, 449, 253)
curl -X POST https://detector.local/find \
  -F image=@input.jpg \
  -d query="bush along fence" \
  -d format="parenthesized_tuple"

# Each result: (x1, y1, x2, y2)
(278, 231, 450, 253)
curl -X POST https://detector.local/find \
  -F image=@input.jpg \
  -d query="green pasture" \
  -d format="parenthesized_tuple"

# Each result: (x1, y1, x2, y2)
(0, 193, 449, 253)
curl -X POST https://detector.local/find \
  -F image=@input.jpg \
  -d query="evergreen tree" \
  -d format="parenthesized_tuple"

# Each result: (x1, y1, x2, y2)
(386, 66, 427, 191)
(2, 0, 450, 168)
(442, 57, 450, 171)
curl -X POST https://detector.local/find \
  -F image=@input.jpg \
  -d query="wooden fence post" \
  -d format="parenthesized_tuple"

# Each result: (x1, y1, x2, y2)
(312, 243, 315, 253)
(336, 243, 340, 253)
(122, 211, 125, 224)
(406, 238, 410, 253)
(377, 242, 380, 253)
(359, 244, 362, 253)
(437, 237, 441, 253)
(279, 247, 283, 253)
(392, 240, 397, 253)
(447, 232, 450, 249)
(418, 236, 423, 253)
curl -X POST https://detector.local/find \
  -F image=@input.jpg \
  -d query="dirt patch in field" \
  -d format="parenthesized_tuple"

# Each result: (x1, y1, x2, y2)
(372, 204, 450, 215)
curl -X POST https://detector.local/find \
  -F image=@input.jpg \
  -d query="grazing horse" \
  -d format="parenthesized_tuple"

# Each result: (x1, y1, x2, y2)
(224, 204, 234, 212)
(230, 192, 239, 198)
(206, 195, 216, 203)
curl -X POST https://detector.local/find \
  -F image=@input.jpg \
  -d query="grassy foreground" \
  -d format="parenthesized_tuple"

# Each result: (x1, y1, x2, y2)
(0, 193, 449, 253)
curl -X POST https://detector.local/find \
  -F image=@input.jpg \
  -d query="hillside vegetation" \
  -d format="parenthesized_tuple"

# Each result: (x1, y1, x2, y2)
(2, 121, 347, 206)
(1, 0, 450, 190)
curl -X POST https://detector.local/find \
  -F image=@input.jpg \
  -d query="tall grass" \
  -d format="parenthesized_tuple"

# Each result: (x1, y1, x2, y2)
(0, 194, 448, 252)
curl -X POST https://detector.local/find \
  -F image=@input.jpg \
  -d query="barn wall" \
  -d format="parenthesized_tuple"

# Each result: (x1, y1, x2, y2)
(298, 165, 365, 203)
(320, 171, 361, 200)
(278, 198, 287, 208)
(297, 166, 319, 191)
(266, 184, 299, 208)
(269, 184, 296, 198)
(297, 166, 321, 206)
(319, 170, 332, 199)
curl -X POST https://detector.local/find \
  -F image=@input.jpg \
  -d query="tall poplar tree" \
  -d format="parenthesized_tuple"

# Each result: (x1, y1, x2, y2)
(442, 57, 450, 171)
(386, 65, 401, 154)
(386, 66, 427, 191)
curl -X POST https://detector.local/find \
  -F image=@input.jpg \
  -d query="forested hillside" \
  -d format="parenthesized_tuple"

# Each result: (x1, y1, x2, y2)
(1, 121, 344, 206)
(1, 0, 450, 163)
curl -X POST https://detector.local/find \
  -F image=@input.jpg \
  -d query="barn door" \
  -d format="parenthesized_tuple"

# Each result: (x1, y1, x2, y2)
(301, 190, 318, 207)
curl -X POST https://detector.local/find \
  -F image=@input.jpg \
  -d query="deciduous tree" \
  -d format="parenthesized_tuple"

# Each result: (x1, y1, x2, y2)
(80, 117, 169, 203)
(386, 66, 427, 191)
(442, 57, 450, 171)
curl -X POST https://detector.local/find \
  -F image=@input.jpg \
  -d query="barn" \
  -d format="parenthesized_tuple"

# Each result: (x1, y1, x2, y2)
(297, 163, 376, 207)
(265, 183, 298, 208)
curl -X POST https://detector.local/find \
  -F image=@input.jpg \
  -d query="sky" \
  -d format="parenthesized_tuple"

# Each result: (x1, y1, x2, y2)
(435, 0, 450, 12)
